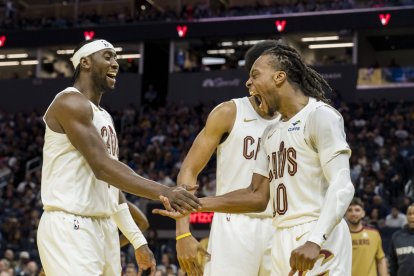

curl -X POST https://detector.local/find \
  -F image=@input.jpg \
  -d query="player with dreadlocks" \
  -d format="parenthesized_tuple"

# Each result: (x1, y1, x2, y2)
(155, 41, 354, 275)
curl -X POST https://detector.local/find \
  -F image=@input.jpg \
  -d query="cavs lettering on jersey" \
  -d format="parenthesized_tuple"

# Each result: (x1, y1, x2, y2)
(351, 226, 385, 276)
(41, 87, 120, 217)
(216, 97, 279, 217)
(253, 97, 351, 228)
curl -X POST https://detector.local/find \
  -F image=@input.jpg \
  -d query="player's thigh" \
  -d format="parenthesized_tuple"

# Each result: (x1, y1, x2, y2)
(258, 218, 274, 276)
(102, 218, 121, 276)
(271, 221, 316, 276)
(308, 220, 352, 276)
(204, 214, 265, 276)
(37, 211, 105, 275)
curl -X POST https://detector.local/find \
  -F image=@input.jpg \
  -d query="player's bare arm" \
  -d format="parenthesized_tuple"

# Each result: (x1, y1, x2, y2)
(155, 172, 269, 216)
(45, 92, 200, 211)
(175, 101, 235, 276)
(199, 172, 269, 213)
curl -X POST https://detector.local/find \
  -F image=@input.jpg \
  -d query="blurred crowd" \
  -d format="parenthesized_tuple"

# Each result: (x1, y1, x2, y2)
(2, 0, 414, 31)
(0, 97, 414, 275)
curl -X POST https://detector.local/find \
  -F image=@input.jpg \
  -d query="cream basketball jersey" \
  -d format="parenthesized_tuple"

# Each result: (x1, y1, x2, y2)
(216, 97, 279, 217)
(254, 97, 351, 227)
(41, 87, 120, 216)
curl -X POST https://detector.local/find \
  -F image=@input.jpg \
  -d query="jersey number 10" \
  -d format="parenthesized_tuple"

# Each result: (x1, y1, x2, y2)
(274, 183, 288, 216)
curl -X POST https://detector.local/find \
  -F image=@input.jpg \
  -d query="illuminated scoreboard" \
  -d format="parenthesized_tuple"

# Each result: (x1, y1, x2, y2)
(146, 203, 213, 230)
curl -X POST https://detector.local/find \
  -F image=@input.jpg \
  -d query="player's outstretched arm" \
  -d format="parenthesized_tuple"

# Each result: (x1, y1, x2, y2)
(154, 173, 269, 216)
(47, 92, 200, 212)
(175, 101, 235, 276)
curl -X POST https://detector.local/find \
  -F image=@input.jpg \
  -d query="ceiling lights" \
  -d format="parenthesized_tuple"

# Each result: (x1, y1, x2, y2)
(308, 43, 354, 49)
(301, 36, 339, 42)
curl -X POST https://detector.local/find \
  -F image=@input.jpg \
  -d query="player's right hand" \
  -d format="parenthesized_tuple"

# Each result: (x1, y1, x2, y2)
(135, 244, 156, 276)
(152, 196, 187, 219)
(177, 236, 210, 276)
(163, 185, 201, 214)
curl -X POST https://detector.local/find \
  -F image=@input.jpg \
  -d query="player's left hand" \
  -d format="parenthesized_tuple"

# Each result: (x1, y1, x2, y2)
(152, 196, 189, 219)
(135, 244, 156, 276)
(288, 241, 321, 275)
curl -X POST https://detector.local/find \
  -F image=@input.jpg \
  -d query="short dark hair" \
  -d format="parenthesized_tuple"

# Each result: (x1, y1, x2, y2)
(349, 197, 364, 209)
(244, 40, 284, 72)
(71, 38, 101, 84)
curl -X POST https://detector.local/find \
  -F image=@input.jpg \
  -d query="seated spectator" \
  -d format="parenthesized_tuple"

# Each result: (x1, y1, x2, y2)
(14, 251, 30, 275)
(156, 253, 177, 275)
(123, 263, 137, 276)
(385, 207, 407, 229)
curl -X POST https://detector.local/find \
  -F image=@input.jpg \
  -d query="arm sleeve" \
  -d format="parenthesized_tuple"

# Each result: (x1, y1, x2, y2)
(307, 106, 354, 246)
(111, 203, 147, 249)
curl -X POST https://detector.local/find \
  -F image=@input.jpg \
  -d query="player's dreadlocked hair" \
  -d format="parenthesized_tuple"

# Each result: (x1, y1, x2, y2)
(244, 40, 282, 72)
(71, 38, 100, 84)
(263, 44, 331, 104)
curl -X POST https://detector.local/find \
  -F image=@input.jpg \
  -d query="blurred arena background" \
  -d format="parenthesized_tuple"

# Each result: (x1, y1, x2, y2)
(0, 0, 414, 275)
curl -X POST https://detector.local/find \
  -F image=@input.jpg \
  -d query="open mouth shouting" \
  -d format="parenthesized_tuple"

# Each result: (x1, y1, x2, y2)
(253, 94, 264, 111)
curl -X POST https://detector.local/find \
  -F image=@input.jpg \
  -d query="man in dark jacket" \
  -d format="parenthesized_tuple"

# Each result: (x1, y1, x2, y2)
(389, 203, 414, 276)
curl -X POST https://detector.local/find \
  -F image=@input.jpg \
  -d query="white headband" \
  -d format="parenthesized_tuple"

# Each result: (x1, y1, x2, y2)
(71, 39, 115, 69)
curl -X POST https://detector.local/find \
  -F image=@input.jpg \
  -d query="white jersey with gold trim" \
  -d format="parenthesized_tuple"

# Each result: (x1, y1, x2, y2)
(216, 97, 279, 217)
(41, 87, 120, 217)
(253, 97, 351, 227)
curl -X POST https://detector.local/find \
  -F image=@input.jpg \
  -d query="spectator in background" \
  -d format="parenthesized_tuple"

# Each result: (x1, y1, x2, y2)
(14, 251, 30, 275)
(124, 263, 138, 276)
(156, 253, 177, 275)
(385, 207, 407, 229)
(143, 84, 158, 108)
(4, 0, 16, 19)
(16, 173, 36, 194)
(346, 198, 388, 276)
(2, 250, 14, 269)
(400, 196, 412, 214)
(0, 158, 12, 188)
(389, 204, 414, 276)
(0, 258, 13, 275)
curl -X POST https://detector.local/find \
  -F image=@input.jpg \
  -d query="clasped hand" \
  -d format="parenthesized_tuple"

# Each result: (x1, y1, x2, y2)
(163, 185, 201, 215)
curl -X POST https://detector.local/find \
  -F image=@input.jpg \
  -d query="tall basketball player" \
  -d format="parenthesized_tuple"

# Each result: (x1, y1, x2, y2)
(156, 42, 355, 275)
(167, 41, 281, 276)
(37, 38, 200, 276)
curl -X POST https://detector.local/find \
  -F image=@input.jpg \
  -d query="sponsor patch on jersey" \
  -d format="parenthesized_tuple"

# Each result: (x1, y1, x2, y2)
(288, 126, 300, 132)
(288, 120, 301, 132)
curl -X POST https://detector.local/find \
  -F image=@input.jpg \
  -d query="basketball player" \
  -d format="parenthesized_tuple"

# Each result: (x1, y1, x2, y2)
(170, 41, 281, 276)
(155, 42, 355, 275)
(37, 38, 200, 276)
